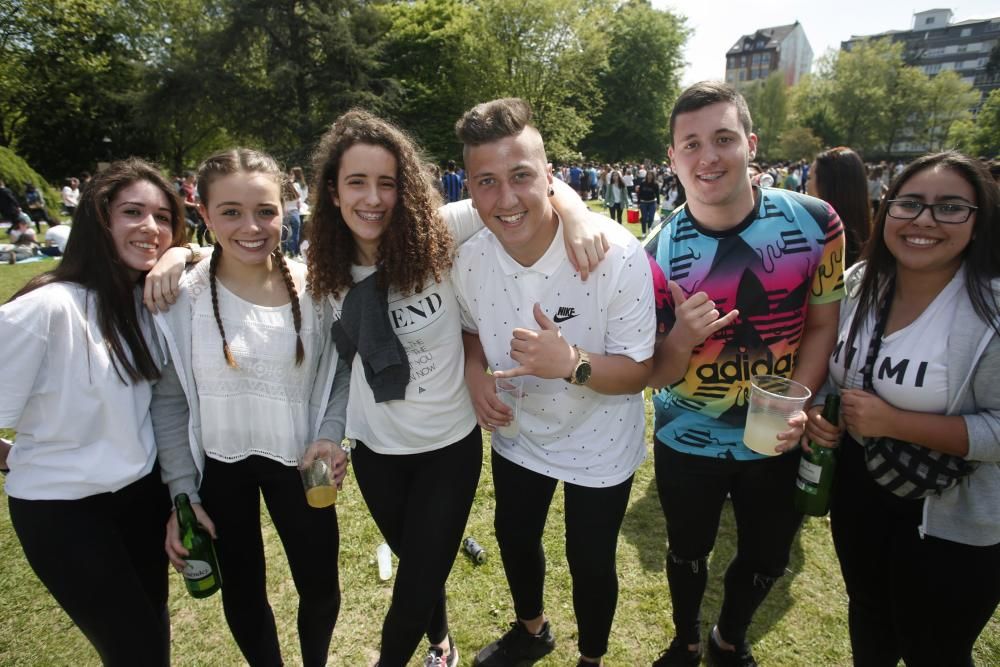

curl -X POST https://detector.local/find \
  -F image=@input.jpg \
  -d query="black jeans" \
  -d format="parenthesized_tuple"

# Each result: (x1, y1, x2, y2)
(608, 202, 624, 224)
(352, 427, 482, 667)
(491, 449, 634, 659)
(654, 441, 803, 647)
(831, 436, 1000, 667)
(8, 468, 171, 667)
(200, 456, 341, 667)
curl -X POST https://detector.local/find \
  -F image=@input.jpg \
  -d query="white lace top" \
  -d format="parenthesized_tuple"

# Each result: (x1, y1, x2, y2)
(192, 280, 328, 466)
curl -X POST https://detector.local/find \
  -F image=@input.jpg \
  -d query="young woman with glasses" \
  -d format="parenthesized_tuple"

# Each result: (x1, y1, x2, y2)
(805, 151, 1000, 666)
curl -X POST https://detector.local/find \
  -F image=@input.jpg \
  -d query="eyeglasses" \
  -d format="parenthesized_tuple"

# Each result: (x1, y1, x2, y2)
(886, 199, 977, 224)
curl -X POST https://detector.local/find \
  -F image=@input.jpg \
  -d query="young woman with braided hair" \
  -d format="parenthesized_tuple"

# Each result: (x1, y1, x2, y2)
(149, 148, 350, 667)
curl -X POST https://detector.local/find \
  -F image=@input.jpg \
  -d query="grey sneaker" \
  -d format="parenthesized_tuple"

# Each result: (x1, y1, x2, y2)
(473, 620, 556, 667)
(424, 641, 458, 667)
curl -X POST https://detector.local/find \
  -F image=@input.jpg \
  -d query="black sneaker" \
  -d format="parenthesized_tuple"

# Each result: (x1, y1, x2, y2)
(473, 620, 556, 667)
(706, 628, 757, 667)
(652, 637, 703, 666)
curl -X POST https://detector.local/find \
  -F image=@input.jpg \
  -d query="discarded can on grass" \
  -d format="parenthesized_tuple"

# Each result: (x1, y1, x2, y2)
(463, 537, 486, 564)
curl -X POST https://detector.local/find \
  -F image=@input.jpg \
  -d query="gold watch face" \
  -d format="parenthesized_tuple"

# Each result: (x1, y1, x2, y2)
(574, 359, 592, 385)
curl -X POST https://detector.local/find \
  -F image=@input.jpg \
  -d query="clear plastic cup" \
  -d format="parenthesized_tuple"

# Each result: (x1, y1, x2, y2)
(494, 377, 523, 439)
(300, 458, 337, 508)
(743, 375, 812, 456)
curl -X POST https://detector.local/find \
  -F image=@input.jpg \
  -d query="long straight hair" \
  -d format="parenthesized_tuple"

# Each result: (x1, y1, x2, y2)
(812, 147, 872, 267)
(11, 158, 187, 383)
(847, 151, 1000, 355)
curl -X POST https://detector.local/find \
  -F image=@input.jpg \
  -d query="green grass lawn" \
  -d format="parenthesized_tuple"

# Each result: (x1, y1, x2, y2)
(0, 243, 997, 666)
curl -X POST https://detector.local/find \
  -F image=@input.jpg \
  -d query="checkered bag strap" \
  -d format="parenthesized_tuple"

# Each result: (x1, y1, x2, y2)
(860, 278, 976, 499)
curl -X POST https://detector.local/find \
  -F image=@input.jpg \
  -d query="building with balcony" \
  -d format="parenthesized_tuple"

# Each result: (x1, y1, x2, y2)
(842, 9, 1000, 107)
(725, 22, 813, 89)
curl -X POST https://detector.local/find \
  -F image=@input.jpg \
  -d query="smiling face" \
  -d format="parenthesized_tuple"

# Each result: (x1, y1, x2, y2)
(332, 143, 398, 266)
(109, 180, 175, 278)
(464, 127, 556, 266)
(200, 172, 283, 266)
(884, 165, 975, 277)
(668, 101, 758, 228)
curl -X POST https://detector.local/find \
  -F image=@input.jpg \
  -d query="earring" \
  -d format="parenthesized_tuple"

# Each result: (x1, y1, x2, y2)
(280, 224, 291, 243)
(548, 187, 555, 196)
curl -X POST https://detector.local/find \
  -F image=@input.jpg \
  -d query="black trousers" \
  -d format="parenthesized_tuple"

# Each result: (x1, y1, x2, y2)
(491, 449, 634, 659)
(831, 436, 1000, 667)
(8, 468, 171, 667)
(200, 455, 341, 667)
(351, 427, 482, 667)
(654, 442, 803, 647)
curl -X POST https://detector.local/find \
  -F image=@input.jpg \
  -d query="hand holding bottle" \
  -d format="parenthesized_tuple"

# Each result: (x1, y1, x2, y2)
(165, 501, 217, 570)
(802, 401, 844, 453)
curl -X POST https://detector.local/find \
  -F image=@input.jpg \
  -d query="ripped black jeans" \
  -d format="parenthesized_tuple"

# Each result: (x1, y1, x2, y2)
(653, 441, 803, 647)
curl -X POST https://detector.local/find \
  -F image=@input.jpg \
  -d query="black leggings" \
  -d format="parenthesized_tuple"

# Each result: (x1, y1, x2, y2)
(654, 442, 803, 647)
(351, 427, 483, 667)
(8, 468, 171, 667)
(608, 202, 625, 224)
(831, 436, 1000, 667)
(491, 449, 634, 659)
(200, 456, 341, 667)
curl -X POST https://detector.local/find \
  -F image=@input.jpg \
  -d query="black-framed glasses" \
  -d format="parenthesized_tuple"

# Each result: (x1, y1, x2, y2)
(886, 199, 977, 224)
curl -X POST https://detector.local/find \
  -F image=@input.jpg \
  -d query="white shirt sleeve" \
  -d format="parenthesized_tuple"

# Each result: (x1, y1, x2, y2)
(0, 301, 48, 427)
(439, 200, 484, 245)
(604, 241, 656, 361)
(451, 247, 479, 333)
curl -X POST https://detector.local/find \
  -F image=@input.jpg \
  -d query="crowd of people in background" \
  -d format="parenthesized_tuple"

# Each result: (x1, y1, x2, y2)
(1, 78, 999, 667)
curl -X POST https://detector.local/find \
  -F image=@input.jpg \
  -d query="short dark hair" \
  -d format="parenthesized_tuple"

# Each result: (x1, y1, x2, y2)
(669, 81, 752, 143)
(455, 98, 534, 146)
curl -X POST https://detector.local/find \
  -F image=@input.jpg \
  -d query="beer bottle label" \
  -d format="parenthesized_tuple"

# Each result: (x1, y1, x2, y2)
(183, 559, 214, 581)
(797, 458, 822, 485)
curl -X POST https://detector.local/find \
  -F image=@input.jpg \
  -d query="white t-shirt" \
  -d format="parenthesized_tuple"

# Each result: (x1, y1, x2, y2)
(61, 186, 79, 207)
(332, 210, 482, 455)
(622, 173, 634, 188)
(829, 270, 962, 442)
(335, 266, 477, 454)
(0, 283, 158, 500)
(45, 224, 71, 252)
(451, 210, 655, 487)
(192, 275, 329, 466)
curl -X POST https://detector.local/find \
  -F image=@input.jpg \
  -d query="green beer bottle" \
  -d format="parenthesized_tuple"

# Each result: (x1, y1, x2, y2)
(175, 493, 221, 598)
(793, 395, 841, 516)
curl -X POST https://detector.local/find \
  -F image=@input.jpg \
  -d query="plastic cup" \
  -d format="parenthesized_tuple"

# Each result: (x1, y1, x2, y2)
(300, 458, 337, 508)
(743, 375, 812, 456)
(376, 542, 393, 581)
(494, 377, 523, 439)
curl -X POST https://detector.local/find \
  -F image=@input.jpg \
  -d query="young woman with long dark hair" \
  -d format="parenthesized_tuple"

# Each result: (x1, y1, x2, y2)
(0, 158, 187, 666)
(808, 147, 872, 267)
(807, 151, 1000, 666)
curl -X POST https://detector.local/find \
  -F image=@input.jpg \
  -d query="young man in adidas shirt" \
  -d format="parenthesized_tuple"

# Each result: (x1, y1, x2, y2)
(448, 98, 657, 667)
(649, 81, 844, 667)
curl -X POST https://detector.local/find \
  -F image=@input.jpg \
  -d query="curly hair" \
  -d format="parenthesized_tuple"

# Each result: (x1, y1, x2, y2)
(306, 109, 452, 300)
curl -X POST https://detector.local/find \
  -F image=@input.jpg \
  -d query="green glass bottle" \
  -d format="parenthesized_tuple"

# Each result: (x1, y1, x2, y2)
(175, 493, 221, 598)
(793, 395, 841, 516)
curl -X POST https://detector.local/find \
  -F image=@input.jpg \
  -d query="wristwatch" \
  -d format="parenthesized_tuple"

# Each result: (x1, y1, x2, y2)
(564, 346, 592, 386)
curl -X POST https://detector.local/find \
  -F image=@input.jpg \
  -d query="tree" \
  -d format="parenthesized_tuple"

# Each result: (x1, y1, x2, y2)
(459, 0, 614, 162)
(947, 88, 1000, 157)
(789, 67, 842, 149)
(381, 0, 477, 161)
(582, 0, 688, 162)
(878, 63, 928, 154)
(777, 126, 822, 162)
(827, 39, 907, 154)
(744, 71, 788, 161)
(918, 71, 979, 152)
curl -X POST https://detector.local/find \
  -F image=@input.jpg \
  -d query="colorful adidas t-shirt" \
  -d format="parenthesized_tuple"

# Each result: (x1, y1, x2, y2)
(653, 187, 845, 460)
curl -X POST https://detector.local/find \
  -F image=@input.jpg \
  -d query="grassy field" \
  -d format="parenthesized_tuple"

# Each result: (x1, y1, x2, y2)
(0, 225, 997, 666)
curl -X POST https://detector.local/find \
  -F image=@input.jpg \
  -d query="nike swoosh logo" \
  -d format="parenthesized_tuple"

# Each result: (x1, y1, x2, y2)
(553, 313, 579, 323)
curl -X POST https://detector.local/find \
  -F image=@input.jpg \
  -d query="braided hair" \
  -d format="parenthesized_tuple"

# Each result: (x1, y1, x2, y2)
(199, 148, 305, 368)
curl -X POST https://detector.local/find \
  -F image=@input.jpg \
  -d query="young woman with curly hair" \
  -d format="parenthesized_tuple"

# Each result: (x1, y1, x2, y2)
(149, 148, 349, 667)
(307, 109, 605, 667)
